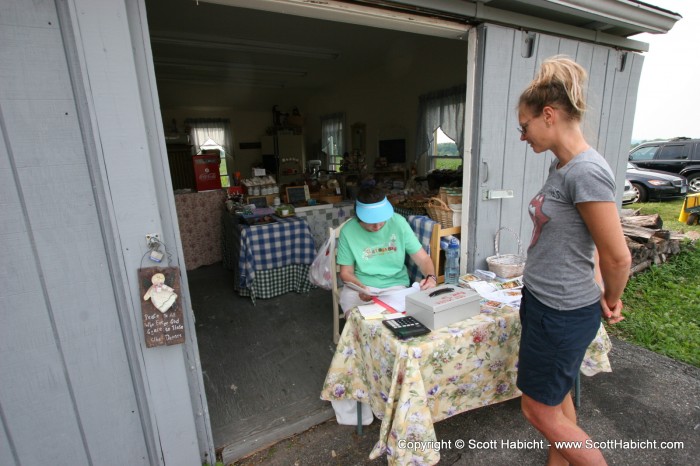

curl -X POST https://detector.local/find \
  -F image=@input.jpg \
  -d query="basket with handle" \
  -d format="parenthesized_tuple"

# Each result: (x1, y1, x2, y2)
(425, 197, 453, 228)
(486, 227, 527, 278)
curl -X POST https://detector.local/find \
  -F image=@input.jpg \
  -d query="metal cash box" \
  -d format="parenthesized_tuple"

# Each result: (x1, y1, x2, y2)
(405, 284, 481, 330)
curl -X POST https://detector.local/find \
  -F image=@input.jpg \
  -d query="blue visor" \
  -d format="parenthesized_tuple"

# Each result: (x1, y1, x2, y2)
(356, 197, 394, 224)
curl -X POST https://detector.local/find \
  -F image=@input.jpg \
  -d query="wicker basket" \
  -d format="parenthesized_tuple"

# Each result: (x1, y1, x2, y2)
(425, 197, 453, 228)
(486, 227, 526, 278)
(396, 198, 428, 216)
(439, 187, 463, 205)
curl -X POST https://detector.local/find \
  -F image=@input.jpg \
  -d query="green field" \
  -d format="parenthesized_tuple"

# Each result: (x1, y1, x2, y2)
(605, 199, 700, 367)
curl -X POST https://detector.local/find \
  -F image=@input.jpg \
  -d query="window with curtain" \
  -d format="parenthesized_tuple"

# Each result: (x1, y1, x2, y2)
(185, 118, 234, 187)
(415, 84, 466, 171)
(321, 112, 345, 171)
(433, 128, 460, 169)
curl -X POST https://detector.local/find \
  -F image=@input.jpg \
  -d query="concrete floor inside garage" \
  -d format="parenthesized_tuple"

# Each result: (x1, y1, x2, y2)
(187, 263, 338, 462)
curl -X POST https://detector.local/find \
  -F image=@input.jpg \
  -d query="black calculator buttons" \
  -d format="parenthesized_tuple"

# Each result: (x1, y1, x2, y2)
(382, 316, 430, 339)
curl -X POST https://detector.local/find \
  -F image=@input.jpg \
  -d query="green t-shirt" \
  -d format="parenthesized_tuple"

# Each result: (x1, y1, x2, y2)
(336, 214, 422, 288)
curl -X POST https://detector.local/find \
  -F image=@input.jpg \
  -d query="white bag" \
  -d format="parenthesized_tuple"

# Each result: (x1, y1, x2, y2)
(330, 399, 374, 426)
(308, 234, 335, 290)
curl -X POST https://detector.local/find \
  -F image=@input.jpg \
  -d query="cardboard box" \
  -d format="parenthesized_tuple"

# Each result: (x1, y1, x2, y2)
(405, 284, 481, 330)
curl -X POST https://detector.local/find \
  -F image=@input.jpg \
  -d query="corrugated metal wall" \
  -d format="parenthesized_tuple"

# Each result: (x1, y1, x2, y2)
(0, 1, 152, 464)
(466, 24, 643, 271)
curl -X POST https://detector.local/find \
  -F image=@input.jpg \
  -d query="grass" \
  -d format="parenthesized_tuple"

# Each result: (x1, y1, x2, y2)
(605, 198, 700, 367)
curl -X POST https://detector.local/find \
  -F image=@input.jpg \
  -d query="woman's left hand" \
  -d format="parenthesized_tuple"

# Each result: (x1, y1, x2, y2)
(601, 297, 625, 324)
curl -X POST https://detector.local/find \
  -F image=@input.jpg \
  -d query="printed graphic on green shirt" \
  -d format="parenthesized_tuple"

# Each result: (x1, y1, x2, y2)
(362, 234, 398, 260)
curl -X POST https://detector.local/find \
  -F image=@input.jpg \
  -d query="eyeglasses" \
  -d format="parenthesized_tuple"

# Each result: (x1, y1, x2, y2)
(517, 117, 534, 136)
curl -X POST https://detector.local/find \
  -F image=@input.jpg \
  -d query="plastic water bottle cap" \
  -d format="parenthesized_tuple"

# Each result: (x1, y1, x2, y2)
(449, 238, 459, 248)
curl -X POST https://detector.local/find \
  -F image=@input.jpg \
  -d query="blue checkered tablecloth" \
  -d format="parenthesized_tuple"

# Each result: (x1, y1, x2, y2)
(236, 265, 312, 300)
(239, 216, 316, 285)
(221, 213, 316, 300)
(406, 215, 437, 283)
(295, 203, 355, 250)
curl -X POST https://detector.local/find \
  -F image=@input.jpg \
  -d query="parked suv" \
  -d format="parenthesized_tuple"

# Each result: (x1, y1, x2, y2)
(628, 137, 700, 193)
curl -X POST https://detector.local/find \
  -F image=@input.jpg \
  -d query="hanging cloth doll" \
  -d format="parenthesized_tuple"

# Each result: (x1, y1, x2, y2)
(144, 273, 177, 313)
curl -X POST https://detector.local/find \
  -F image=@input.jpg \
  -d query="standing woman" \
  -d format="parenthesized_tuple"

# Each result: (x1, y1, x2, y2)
(516, 56, 631, 465)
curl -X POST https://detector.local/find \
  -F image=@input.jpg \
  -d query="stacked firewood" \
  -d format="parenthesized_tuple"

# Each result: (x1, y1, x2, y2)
(620, 213, 684, 276)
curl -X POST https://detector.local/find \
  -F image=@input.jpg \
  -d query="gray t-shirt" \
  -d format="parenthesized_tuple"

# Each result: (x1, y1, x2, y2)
(523, 148, 616, 310)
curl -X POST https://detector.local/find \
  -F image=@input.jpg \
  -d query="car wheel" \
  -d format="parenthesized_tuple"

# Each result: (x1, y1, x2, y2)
(687, 174, 700, 194)
(631, 182, 647, 203)
(687, 213, 699, 226)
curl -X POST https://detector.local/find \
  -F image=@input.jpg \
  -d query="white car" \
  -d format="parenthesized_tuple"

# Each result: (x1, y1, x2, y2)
(622, 178, 637, 204)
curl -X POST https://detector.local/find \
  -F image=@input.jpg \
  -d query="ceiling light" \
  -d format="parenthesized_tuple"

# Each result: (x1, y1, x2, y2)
(150, 32, 340, 60)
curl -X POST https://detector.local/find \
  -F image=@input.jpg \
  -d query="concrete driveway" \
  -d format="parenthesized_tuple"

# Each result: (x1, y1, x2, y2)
(232, 337, 699, 465)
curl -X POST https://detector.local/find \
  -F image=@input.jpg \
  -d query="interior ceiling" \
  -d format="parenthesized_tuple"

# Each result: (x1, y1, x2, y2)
(144, 0, 677, 110)
(145, 0, 466, 109)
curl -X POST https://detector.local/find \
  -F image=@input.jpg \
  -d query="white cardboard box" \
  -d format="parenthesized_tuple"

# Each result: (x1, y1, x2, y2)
(405, 284, 481, 330)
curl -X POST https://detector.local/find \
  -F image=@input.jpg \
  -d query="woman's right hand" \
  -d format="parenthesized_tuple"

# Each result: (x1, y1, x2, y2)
(359, 289, 372, 302)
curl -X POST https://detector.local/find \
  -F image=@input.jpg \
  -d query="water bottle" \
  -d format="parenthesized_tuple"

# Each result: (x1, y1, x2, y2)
(444, 238, 460, 285)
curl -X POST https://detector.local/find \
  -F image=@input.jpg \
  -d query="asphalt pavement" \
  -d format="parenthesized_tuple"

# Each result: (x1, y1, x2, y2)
(232, 337, 699, 465)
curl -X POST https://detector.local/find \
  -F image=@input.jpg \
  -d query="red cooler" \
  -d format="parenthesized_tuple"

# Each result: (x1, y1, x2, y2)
(193, 155, 221, 191)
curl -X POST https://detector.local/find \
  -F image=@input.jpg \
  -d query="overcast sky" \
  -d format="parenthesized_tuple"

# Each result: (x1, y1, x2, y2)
(630, 0, 700, 141)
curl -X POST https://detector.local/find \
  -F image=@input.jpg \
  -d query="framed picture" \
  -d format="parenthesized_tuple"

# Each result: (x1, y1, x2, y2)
(286, 185, 310, 205)
(247, 195, 268, 208)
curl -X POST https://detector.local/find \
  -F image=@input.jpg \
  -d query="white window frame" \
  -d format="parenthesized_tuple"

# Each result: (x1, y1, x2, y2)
(429, 127, 461, 170)
(321, 112, 345, 171)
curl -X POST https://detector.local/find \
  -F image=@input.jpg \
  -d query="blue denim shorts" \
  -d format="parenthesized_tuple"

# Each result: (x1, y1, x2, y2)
(516, 287, 601, 406)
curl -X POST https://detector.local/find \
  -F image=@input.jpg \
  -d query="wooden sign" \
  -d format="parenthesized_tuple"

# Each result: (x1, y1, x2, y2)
(286, 185, 310, 205)
(138, 266, 185, 348)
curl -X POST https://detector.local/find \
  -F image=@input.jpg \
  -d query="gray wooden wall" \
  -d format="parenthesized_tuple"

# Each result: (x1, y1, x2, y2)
(0, 0, 209, 464)
(466, 24, 643, 271)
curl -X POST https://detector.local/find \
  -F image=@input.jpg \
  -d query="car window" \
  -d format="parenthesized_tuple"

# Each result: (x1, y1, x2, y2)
(657, 144, 687, 160)
(629, 145, 658, 161)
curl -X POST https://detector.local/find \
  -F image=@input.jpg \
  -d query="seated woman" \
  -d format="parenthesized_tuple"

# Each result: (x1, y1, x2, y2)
(337, 186, 437, 313)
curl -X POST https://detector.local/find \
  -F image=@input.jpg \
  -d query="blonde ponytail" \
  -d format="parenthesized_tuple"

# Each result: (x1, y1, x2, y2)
(519, 55, 587, 120)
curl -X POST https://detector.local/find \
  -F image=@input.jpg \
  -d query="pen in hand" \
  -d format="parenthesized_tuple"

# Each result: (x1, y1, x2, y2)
(420, 274, 437, 290)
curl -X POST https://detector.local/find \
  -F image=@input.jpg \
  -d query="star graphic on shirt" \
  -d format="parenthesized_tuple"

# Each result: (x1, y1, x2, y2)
(528, 193, 550, 247)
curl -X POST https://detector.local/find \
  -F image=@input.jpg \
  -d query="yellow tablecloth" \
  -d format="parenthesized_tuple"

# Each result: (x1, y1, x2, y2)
(320, 304, 612, 465)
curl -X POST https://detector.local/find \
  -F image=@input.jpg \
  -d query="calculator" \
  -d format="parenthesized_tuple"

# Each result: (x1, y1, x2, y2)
(382, 316, 430, 340)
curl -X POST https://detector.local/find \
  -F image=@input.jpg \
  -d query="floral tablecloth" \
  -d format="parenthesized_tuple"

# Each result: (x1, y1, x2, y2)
(320, 305, 612, 466)
(175, 190, 226, 270)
